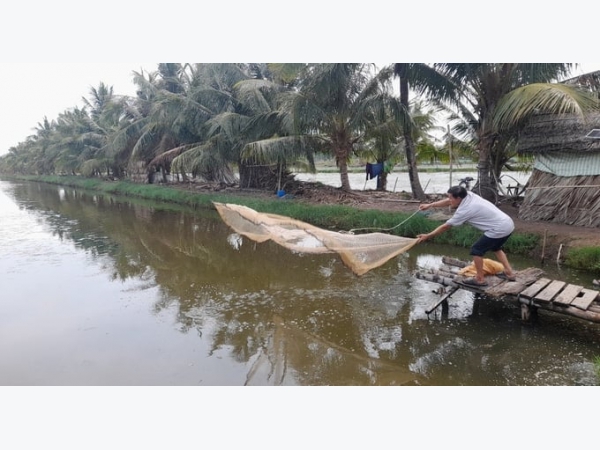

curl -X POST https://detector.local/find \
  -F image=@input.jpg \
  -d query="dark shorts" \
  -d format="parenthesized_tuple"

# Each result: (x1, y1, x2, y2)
(470, 234, 512, 257)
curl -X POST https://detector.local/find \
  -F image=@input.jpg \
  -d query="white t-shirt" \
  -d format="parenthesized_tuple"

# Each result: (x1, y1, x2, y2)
(445, 191, 515, 238)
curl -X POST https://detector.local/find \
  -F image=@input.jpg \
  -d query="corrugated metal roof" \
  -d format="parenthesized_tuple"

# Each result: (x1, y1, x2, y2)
(533, 151, 600, 176)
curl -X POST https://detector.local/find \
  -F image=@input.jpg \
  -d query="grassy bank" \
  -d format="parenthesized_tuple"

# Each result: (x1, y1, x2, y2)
(4, 175, 542, 259)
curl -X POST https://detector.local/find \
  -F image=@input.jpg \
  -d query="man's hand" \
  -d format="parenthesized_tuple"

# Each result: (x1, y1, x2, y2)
(419, 203, 432, 211)
(416, 233, 430, 243)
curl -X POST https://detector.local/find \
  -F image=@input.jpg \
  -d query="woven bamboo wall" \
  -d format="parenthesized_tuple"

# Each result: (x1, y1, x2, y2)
(519, 169, 600, 227)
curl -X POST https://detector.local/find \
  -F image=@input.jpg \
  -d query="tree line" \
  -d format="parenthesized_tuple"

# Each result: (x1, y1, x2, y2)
(1, 63, 598, 201)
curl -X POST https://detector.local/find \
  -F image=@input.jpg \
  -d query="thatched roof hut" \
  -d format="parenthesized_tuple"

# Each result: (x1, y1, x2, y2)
(562, 69, 600, 93)
(516, 111, 600, 228)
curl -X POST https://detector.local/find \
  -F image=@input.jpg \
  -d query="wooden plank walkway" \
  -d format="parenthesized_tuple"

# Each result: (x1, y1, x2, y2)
(415, 257, 600, 324)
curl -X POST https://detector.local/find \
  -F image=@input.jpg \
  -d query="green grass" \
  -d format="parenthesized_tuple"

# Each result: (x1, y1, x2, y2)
(565, 247, 600, 274)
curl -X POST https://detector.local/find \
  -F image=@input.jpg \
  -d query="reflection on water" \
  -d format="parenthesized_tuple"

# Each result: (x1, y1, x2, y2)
(0, 180, 599, 386)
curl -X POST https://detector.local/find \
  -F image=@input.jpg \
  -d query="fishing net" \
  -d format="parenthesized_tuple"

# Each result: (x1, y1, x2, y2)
(214, 202, 419, 276)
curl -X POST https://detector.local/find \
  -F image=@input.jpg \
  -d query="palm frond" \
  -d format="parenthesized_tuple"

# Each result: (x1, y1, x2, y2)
(243, 111, 285, 142)
(205, 112, 250, 143)
(171, 142, 237, 183)
(107, 117, 149, 158)
(494, 83, 600, 130)
(280, 91, 326, 134)
(130, 127, 161, 163)
(266, 63, 306, 85)
(148, 145, 189, 167)
(515, 63, 576, 84)
(233, 79, 280, 115)
(242, 136, 320, 170)
(403, 63, 463, 104)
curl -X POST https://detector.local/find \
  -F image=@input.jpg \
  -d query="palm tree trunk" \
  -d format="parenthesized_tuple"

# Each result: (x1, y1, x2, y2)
(334, 143, 352, 191)
(399, 74, 426, 201)
(475, 136, 495, 202)
(338, 157, 351, 191)
(377, 169, 387, 191)
(405, 137, 425, 200)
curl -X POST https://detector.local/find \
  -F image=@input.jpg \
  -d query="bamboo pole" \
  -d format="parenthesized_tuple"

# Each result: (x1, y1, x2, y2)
(518, 297, 600, 323)
(525, 185, 600, 189)
(441, 256, 470, 268)
(541, 229, 548, 263)
(414, 271, 458, 287)
(426, 286, 459, 314)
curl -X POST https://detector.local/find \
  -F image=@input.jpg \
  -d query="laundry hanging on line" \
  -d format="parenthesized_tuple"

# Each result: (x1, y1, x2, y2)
(366, 162, 385, 180)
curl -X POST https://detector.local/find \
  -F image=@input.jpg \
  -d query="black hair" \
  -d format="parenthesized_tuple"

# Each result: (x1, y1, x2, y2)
(447, 185, 468, 199)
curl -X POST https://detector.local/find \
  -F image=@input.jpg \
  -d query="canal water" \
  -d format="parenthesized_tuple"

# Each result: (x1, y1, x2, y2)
(1, 180, 599, 386)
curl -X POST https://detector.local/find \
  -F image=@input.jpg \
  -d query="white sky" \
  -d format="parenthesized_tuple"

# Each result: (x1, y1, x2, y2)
(1, 63, 599, 157)
(0, 63, 157, 155)
(1, 0, 599, 156)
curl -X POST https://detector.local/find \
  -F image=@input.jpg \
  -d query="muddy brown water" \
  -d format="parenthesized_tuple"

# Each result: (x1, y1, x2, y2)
(1, 180, 599, 386)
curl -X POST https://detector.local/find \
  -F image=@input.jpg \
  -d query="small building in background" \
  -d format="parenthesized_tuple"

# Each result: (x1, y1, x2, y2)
(516, 111, 600, 228)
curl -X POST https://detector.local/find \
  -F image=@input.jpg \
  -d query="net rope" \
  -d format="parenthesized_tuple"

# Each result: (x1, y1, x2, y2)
(346, 209, 421, 234)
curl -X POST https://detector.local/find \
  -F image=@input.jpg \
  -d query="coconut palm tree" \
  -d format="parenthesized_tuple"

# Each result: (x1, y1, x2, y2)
(50, 107, 97, 175)
(244, 63, 409, 192)
(394, 64, 425, 200)
(78, 83, 136, 178)
(391, 63, 461, 200)
(117, 64, 216, 182)
(358, 120, 402, 191)
(168, 63, 289, 188)
(122, 63, 287, 185)
(357, 97, 441, 191)
(422, 63, 599, 201)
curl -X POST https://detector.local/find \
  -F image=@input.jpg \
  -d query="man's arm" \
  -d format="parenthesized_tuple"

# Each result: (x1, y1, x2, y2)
(417, 223, 452, 243)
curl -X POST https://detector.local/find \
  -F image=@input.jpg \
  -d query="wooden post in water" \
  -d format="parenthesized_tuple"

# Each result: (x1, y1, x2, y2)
(556, 244, 563, 265)
(541, 229, 548, 263)
(521, 303, 531, 321)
